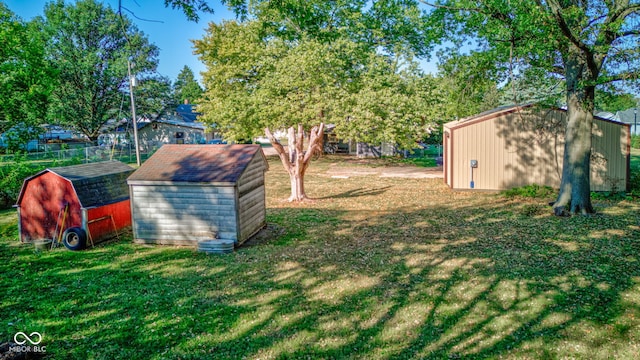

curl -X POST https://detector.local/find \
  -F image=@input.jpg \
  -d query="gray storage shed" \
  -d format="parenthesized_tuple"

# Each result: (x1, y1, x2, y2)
(127, 144, 269, 246)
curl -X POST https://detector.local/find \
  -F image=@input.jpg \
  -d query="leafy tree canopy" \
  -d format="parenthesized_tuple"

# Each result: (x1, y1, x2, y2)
(134, 75, 173, 119)
(222, 0, 432, 57)
(195, 20, 435, 148)
(595, 88, 638, 113)
(173, 65, 203, 105)
(163, 0, 215, 22)
(41, 0, 159, 141)
(195, 20, 436, 200)
(423, 0, 640, 215)
(0, 3, 56, 150)
(435, 51, 502, 120)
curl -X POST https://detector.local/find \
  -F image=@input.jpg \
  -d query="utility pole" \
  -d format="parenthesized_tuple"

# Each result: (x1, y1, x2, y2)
(128, 59, 141, 166)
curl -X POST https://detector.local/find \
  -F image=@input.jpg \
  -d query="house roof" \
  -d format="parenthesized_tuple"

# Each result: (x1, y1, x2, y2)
(17, 161, 134, 208)
(176, 104, 200, 122)
(616, 108, 639, 124)
(127, 144, 267, 185)
(139, 118, 207, 132)
(595, 111, 617, 120)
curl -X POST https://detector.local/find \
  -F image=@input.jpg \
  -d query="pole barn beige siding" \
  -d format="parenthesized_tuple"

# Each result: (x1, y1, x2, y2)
(443, 129, 452, 187)
(590, 118, 630, 192)
(443, 106, 630, 191)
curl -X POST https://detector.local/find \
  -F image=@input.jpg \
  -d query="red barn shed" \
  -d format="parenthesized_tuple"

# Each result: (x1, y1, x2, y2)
(15, 161, 134, 250)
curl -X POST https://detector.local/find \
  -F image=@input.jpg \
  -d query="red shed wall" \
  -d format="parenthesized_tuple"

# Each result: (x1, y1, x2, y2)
(18, 172, 82, 242)
(86, 200, 131, 241)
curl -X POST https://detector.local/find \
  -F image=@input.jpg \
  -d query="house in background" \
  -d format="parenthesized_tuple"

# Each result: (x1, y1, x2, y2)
(443, 104, 630, 192)
(98, 101, 218, 151)
(322, 124, 403, 157)
(137, 118, 211, 149)
(1, 124, 89, 152)
(615, 108, 639, 135)
(175, 102, 199, 122)
(138, 101, 219, 149)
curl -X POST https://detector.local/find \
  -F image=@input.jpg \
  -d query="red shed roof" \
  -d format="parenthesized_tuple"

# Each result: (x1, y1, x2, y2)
(127, 144, 267, 184)
(16, 160, 134, 208)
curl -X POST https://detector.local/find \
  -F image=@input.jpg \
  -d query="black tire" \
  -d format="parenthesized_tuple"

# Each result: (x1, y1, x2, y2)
(62, 227, 86, 251)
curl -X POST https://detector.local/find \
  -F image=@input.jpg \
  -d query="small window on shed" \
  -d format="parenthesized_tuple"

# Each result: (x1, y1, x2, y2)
(176, 132, 184, 144)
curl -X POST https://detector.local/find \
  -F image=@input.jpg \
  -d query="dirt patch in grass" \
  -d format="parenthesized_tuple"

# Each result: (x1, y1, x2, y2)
(242, 224, 287, 248)
(325, 164, 443, 179)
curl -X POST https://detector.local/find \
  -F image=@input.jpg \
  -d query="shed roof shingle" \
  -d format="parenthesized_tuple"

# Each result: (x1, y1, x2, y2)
(127, 144, 265, 184)
(45, 161, 133, 207)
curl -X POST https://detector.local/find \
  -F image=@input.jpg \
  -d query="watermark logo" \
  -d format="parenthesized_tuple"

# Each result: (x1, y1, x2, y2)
(10, 331, 46, 354)
(14, 332, 42, 345)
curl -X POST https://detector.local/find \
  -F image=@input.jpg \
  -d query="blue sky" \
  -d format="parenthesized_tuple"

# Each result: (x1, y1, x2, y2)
(4, 0, 235, 84)
(4, 0, 441, 85)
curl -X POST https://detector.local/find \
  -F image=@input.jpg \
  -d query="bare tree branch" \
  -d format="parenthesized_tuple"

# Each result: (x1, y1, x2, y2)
(302, 123, 324, 164)
(265, 127, 293, 173)
(119, 6, 164, 24)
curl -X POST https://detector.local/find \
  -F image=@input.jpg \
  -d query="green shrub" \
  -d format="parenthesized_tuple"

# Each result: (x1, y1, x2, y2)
(0, 156, 84, 209)
(0, 155, 39, 209)
(401, 157, 437, 168)
(502, 184, 556, 199)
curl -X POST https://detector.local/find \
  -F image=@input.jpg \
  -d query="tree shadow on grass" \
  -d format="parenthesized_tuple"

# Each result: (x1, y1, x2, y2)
(315, 186, 391, 200)
(1, 198, 640, 359)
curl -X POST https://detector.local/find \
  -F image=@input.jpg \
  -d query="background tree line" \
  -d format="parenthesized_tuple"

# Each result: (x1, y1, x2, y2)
(0, 0, 202, 151)
(193, 0, 639, 210)
(2, 0, 639, 213)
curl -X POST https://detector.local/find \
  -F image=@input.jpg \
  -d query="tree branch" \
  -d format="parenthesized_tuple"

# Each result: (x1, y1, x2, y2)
(119, 6, 164, 23)
(265, 127, 293, 173)
(302, 122, 324, 164)
(542, 0, 605, 79)
(422, 0, 515, 24)
(544, 0, 591, 54)
(608, 2, 640, 24)
(597, 71, 640, 85)
(594, 2, 640, 47)
(586, 14, 608, 29)
(620, 29, 640, 37)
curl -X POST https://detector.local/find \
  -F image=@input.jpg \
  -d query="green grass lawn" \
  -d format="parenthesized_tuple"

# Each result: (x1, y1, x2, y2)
(1, 156, 640, 359)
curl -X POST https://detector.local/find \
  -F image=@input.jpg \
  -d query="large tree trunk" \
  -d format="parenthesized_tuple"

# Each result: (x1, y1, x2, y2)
(265, 123, 324, 202)
(552, 53, 595, 216)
